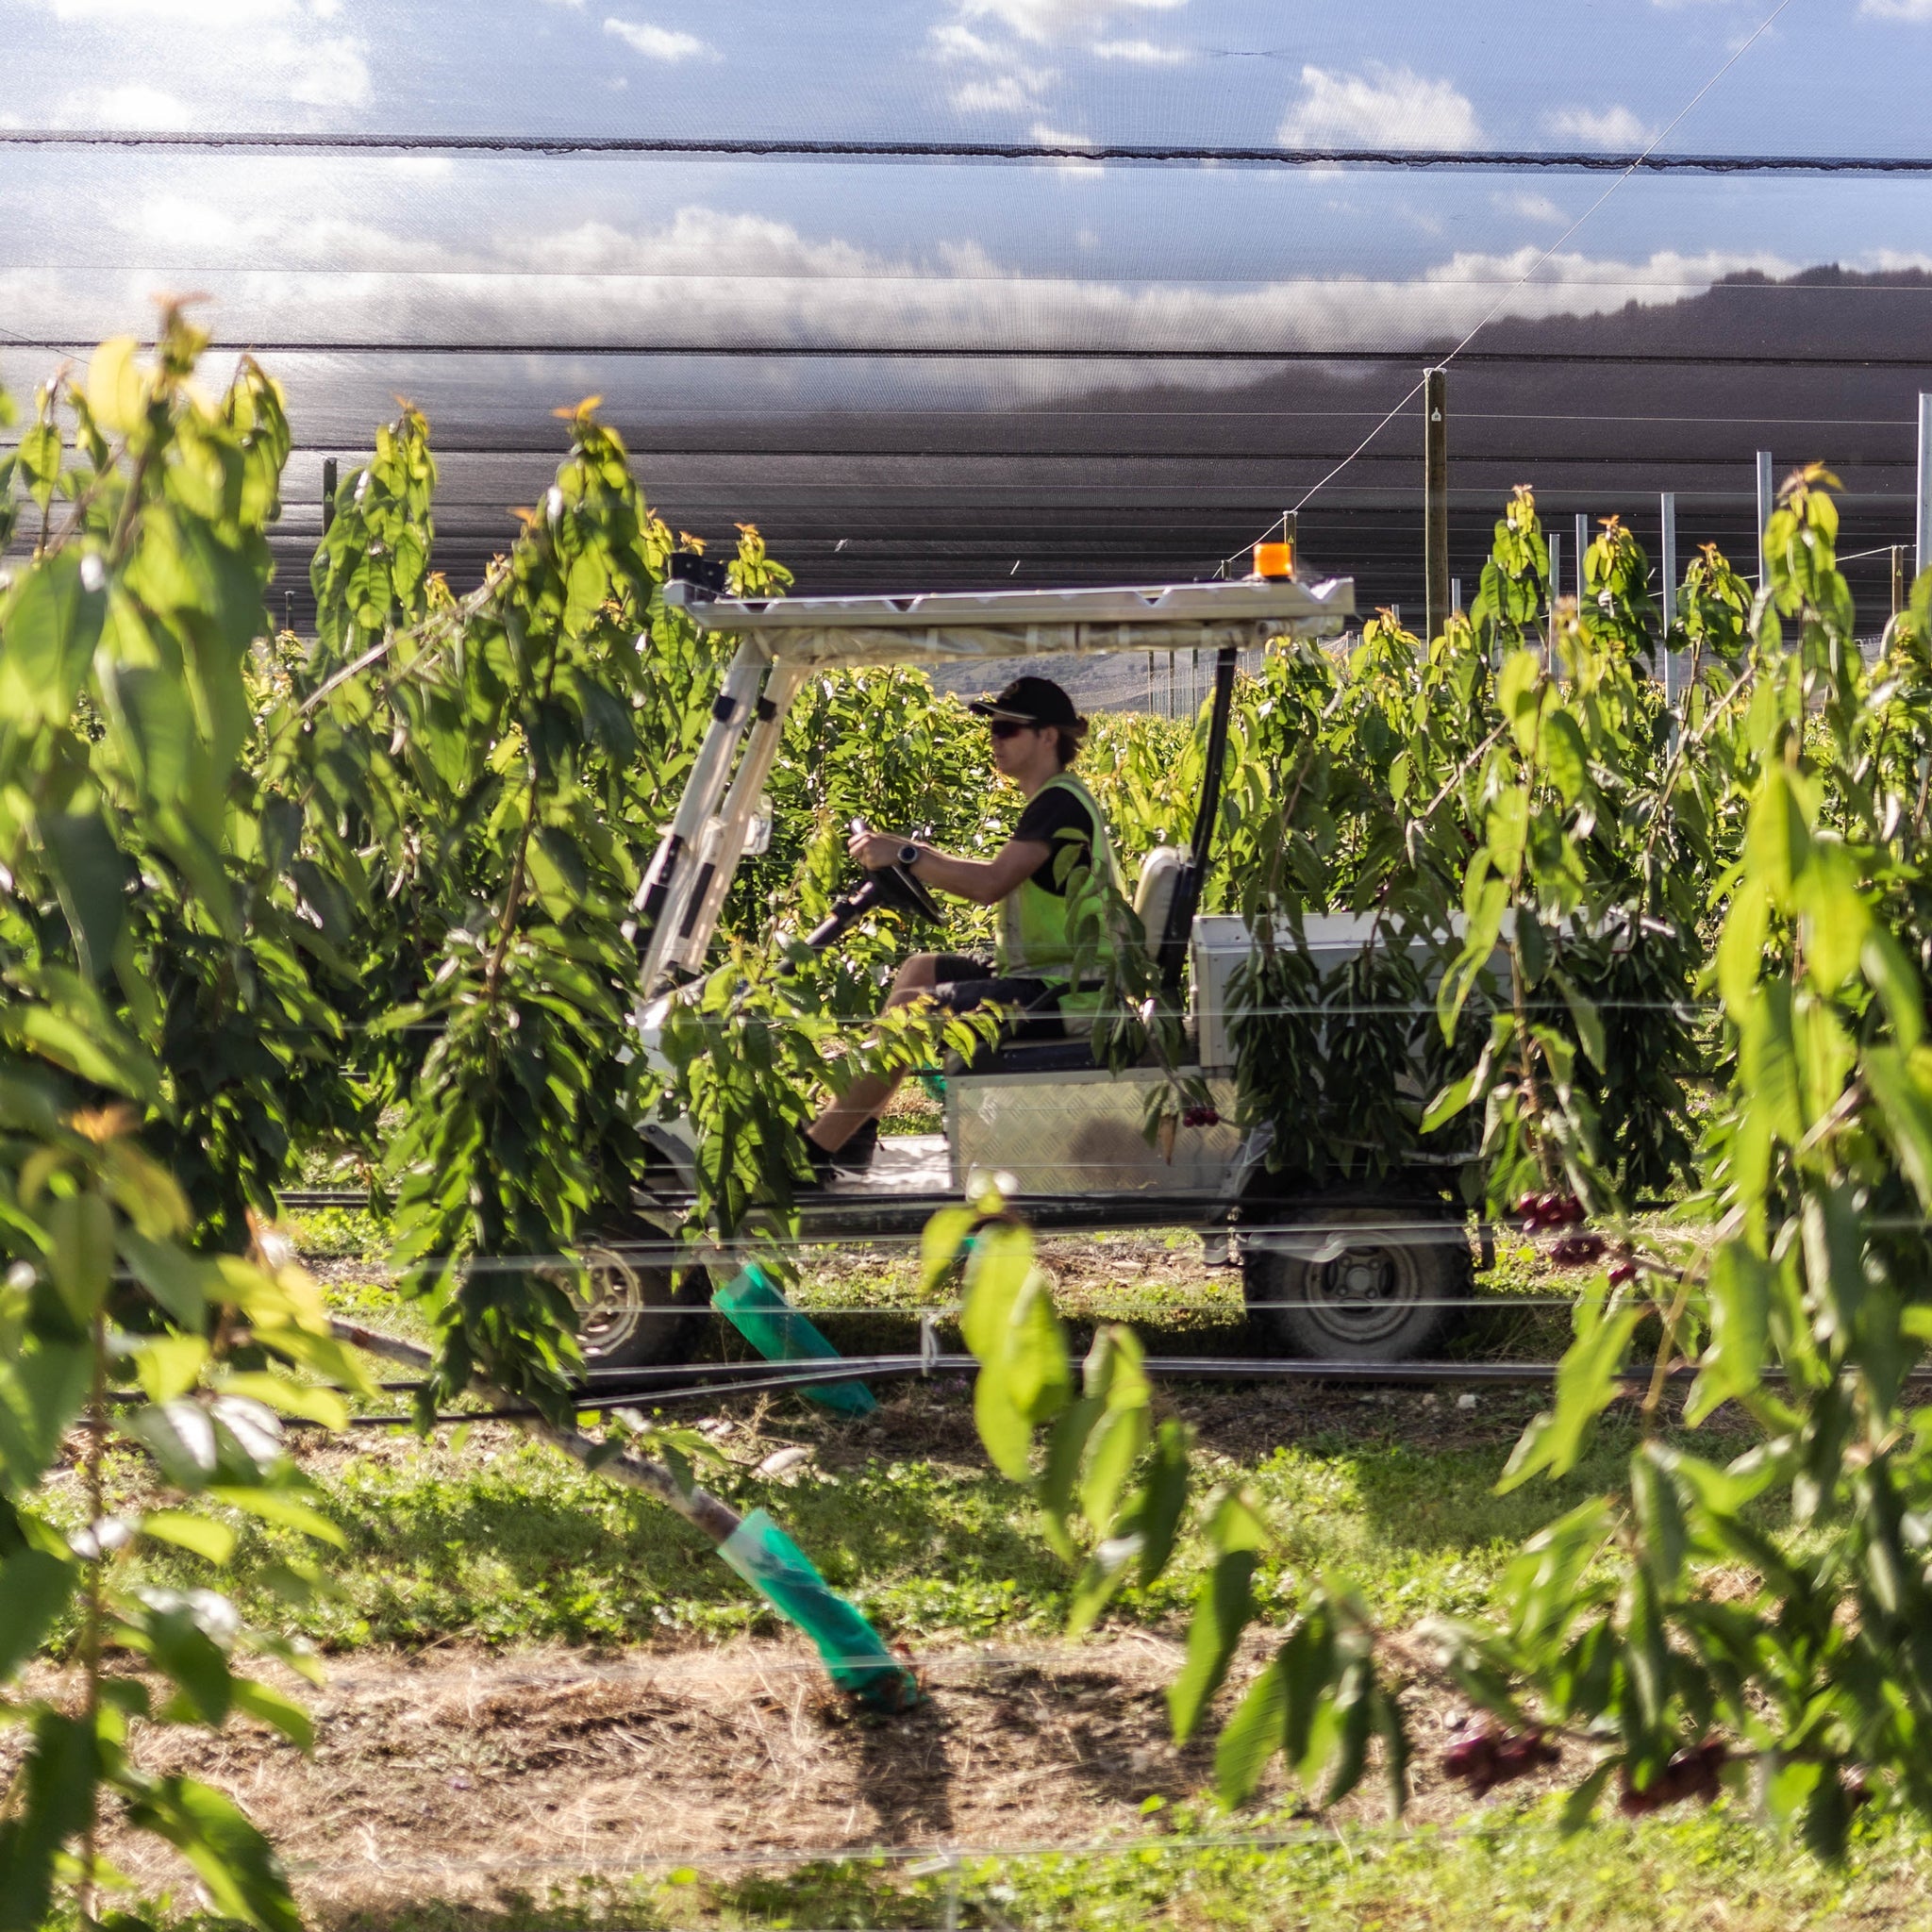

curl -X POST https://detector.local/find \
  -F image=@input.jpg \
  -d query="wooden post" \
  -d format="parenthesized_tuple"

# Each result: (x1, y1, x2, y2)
(1424, 367, 1448, 643)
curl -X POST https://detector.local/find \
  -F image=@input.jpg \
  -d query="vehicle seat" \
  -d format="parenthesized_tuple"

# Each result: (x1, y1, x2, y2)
(1133, 843, 1188, 958)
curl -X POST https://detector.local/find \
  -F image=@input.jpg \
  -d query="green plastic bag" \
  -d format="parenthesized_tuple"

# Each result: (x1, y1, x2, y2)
(720, 1507, 919, 1709)
(711, 1262, 876, 1416)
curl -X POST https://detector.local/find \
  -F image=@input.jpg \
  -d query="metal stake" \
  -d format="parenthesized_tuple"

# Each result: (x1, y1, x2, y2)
(1756, 449, 1774, 585)
(1546, 531, 1561, 669)
(1424, 366, 1449, 643)
(1895, 545, 1908, 619)
(1574, 513, 1589, 608)
(322, 456, 338, 536)
(1918, 392, 1932, 579)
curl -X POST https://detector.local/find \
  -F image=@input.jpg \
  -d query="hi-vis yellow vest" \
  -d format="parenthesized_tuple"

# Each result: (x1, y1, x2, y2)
(995, 772, 1124, 1015)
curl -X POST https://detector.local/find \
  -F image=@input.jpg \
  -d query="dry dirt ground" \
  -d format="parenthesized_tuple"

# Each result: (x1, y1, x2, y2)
(62, 1634, 1565, 1922)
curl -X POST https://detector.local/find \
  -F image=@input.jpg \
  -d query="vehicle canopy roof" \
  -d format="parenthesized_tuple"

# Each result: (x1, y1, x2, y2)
(666, 575, 1354, 669)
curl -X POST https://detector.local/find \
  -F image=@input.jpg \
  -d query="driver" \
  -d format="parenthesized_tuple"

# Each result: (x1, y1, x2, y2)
(805, 675, 1122, 1175)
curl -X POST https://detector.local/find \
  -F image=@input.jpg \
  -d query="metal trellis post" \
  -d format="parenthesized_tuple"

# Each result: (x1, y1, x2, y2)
(1574, 513, 1589, 608)
(1918, 392, 1932, 579)
(322, 456, 338, 536)
(1424, 366, 1448, 644)
(1757, 449, 1774, 584)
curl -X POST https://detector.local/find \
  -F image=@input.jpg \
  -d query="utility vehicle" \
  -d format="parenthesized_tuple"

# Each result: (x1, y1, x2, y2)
(580, 561, 1478, 1369)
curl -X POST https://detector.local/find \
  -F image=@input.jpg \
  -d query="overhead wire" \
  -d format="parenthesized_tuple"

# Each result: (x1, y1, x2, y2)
(1219, 0, 1802, 574)
(0, 129, 1923, 172)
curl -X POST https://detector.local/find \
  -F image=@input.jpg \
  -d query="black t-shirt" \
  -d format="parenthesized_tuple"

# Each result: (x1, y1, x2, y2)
(1011, 784, 1096, 897)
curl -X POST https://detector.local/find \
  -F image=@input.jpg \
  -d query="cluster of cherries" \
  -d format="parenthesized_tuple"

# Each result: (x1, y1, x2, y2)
(1441, 1724, 1560, 1796)
(1179, 1103, 1222, 1128)
(1446, 1727, 1745, 1816)
(1515, 1189, 1645, 1281)
(1515, 1191, 1606, 1269)
(1616, 1740, 1729, 1815)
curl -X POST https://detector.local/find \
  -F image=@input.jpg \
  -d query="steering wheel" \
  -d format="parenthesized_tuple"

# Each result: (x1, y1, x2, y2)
(803, 821, 945, 953)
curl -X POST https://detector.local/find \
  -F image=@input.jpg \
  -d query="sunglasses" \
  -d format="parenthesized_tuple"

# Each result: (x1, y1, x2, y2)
(988, 719, 1036, 740)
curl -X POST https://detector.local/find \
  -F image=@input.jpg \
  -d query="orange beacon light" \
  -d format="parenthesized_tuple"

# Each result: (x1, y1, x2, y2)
(1253, 539, 1295, 580)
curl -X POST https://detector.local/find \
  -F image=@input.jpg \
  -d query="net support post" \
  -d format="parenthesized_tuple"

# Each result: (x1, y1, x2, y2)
(1757, 449, 1774, 585)
(1574, 513, 1590, 609)
(1918, 392, 1932, 579)
(1545, 531, 1561, 670)
(321, 456, 337, 536)
(1424, 366, 1449, 645)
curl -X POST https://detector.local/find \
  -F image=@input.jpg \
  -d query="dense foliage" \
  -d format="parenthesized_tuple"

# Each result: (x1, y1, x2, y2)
(6, 318, 1932, 1925)
(964, 468, 1932, 1857)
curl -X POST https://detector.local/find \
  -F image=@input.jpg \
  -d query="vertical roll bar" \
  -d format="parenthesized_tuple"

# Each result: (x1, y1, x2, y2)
(663, 662, 810, 977)
(634, 640, 767, 993)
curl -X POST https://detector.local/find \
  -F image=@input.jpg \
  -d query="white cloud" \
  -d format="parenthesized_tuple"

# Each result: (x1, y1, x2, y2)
(1494, 190, 1565, 223)
(957, 0, 1184, 42)
(22, 0, 370, 112)
(1544, 103, 1653, 147)
(70, 83, 194, 126)
(603, 15, 710, 59)
(27, 191, 1908, 397)
(931, 19, 1056, 111)
(953, 72, 1051, 109)
(1278, 64, 1481, 150)
(1091, 36, 1187, 61)
(1859, 0, 1932, 16)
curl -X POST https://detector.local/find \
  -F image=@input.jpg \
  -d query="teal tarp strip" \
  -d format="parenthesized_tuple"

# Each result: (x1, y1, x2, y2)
(719, 1507, 919, 1709)
(711, 1262, 877, 1415)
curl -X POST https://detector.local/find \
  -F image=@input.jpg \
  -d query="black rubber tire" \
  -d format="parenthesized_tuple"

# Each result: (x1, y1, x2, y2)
(1242, 1204, 1470, 1363)
(571, 1223, 712, 1370)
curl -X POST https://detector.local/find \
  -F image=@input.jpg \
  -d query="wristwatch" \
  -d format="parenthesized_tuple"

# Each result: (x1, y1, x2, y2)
(896, 841, 921, 869)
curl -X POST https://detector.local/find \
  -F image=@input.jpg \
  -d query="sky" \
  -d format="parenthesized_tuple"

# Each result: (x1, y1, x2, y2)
(1, 0, 1929, 418)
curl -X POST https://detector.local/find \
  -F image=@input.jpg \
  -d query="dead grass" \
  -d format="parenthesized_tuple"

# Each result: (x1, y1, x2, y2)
(33, 1634, 1578, 1921)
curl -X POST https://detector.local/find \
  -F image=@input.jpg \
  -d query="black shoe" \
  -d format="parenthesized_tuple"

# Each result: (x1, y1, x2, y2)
(805, 1116, 879, 1182)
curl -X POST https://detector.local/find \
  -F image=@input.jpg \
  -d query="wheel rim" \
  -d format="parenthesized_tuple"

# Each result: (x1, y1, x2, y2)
(1299, 1245, 1418, 1344)
(1285, 1224, 1432, 1347)
(575, 1245, 679, 1360)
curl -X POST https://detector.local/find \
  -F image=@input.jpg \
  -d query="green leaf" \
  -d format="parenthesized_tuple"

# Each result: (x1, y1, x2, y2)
(1541, 710, 1589, 803)
(1557, 1758, 1618, 1836)
(1214, 1654, 1286, 1807)
(1497, 1284, 1641, 1491)
(134, 1333, 209, 1406)
(1168, 1491, 1266, 1744)
(0, 1710, 97, 1932)
(0, 1546, 73, 1678)
(140, 1601, 234, 1724)
(0, 548, 107, 724)
(1686, 1241, 1771, 1424)
(1629, 1447, 1687, 1591)
(1497, 649, 1543, 752)
(125, 1775, 301, 1932)
(45, 1190, 114, 1326)
(120, 1227, 214, 1327)
(1129, 1420, 1191, 1586)
(141, 1510, 237, 1566)
(230, 1677, 314, 1752)
(40, 806, 130, 981)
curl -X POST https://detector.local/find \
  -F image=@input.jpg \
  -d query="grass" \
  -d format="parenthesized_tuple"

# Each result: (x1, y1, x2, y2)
(60, 1380, 1740, 1654)
(118, 1801, 1932, 1930)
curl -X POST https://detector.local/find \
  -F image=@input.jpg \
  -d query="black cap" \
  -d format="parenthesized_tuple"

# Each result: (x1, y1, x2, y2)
(967, 675, 1080, 728)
